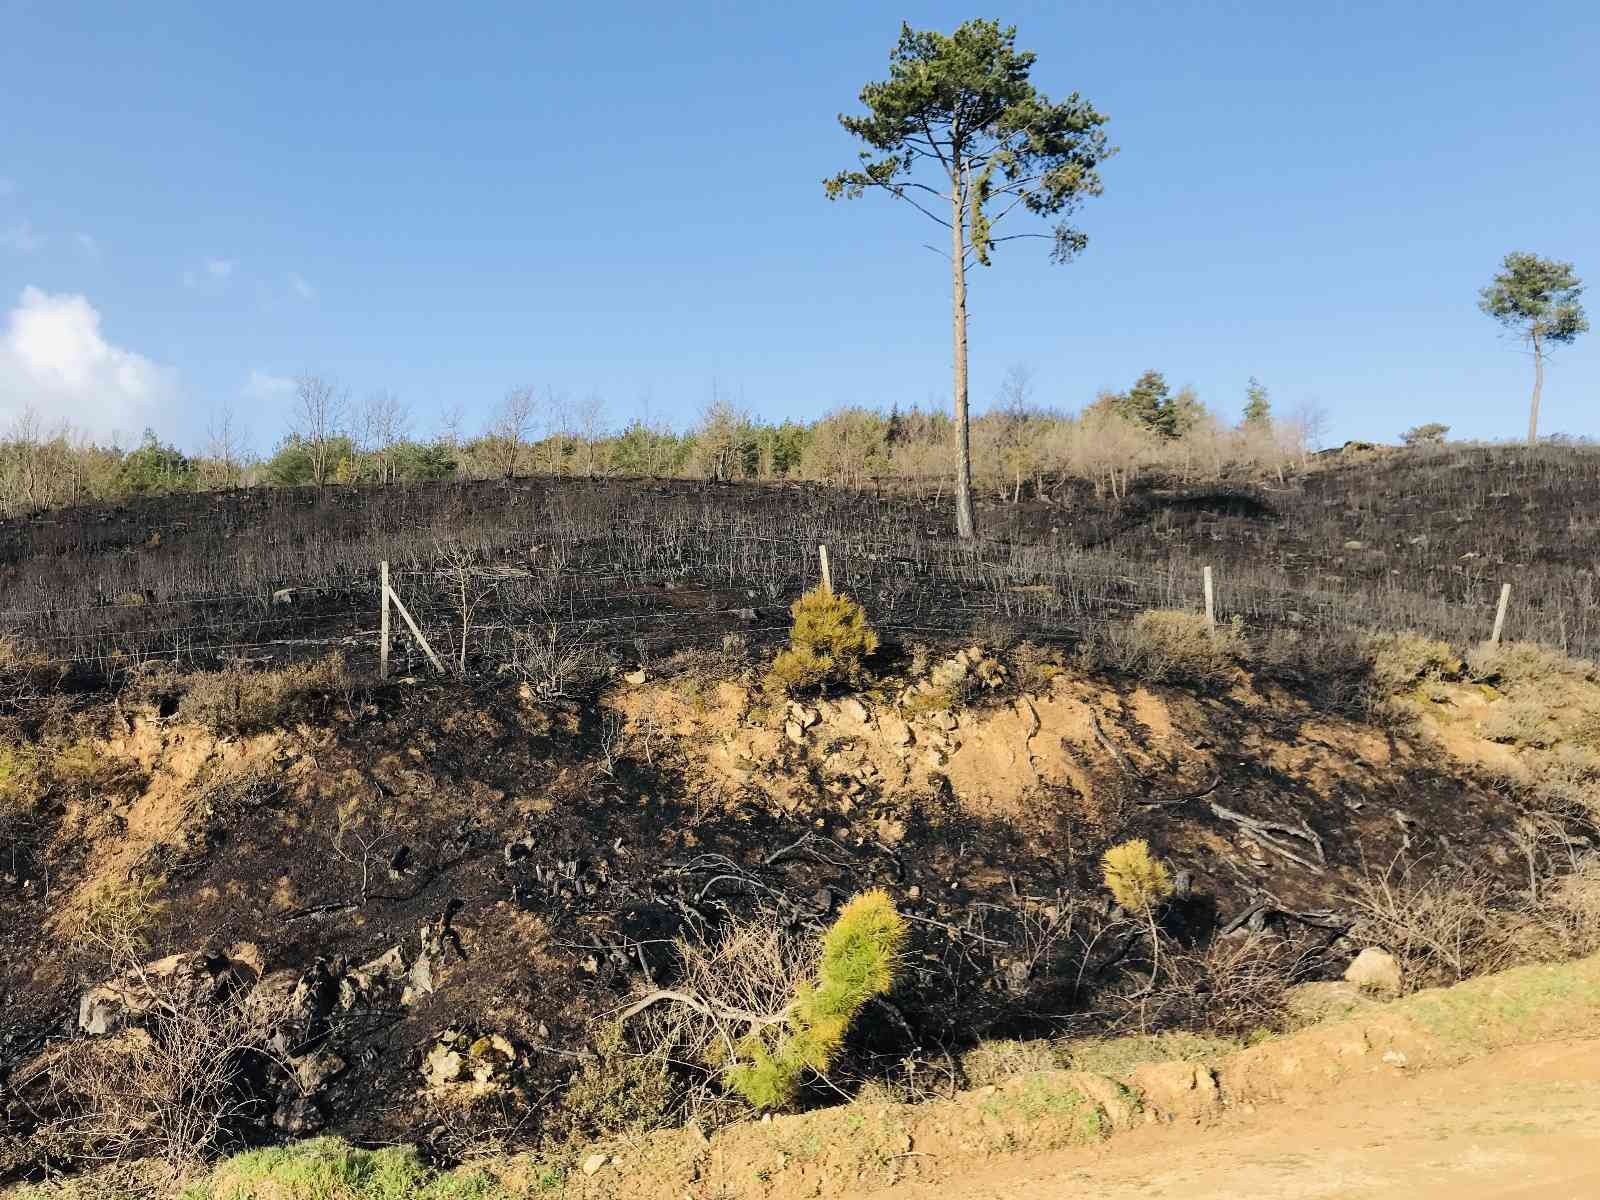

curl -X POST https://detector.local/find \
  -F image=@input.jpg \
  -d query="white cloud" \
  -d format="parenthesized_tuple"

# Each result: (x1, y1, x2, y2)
(182, 257, 235, 289)
(288, 273, 315, 300)
(243, 369, 294, 401)
(0, 286, 176, 440)
(1, 222, 44, 253)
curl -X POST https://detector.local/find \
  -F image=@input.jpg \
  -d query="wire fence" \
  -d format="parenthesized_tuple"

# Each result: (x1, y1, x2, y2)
(3, 509, 1571, 678)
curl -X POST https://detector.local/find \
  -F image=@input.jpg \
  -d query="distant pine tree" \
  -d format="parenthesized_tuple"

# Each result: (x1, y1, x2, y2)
(1117, 370, 1177, 438)
(1242, 377, 1272, 426)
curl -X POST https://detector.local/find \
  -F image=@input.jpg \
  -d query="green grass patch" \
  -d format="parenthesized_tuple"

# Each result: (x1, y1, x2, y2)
(190, 1138, 506, 1200)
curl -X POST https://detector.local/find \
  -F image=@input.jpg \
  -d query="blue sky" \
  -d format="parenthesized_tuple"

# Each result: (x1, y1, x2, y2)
(2, 0, 1596, 451)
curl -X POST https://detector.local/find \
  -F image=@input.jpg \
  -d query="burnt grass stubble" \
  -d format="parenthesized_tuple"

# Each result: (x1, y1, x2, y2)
(3, 442, 1599, 678)
(0, 443, 1590, 1171)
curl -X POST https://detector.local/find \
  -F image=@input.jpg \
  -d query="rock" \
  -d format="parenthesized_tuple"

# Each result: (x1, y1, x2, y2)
(1126, 1061, 1220, 1122)
(1004, 960, 1030, 994)
(1342, 539, 1365, 551)
(272, 1094, 325, 1134)
(789, 703, 819, 730)
(623, 668, 647, 686)
(784, 720, 805, 745)
(974, 657, 1007, 688)
(294, 1051, 347, 1093)
(930, 657, 969, 689)
(1344, 947, 1403, 996)
(78, 948, 261, 1036)
(1283, 980, 1375, 1023)
(582, 1153, 608, 1176)
(424, 1044, 465, 1087)
(878, 714, 913, 748)
(839, 696, 870, 724)
(340, 945, 408, 1011)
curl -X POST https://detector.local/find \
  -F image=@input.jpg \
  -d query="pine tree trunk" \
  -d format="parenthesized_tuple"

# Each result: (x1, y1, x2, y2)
(1528, 331, 1543, 446)
(951, 183, 976, 540)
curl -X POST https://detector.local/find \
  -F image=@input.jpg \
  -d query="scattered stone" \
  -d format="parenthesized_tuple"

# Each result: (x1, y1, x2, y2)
(582, 1153, 608, 1176)
(784, 720, 805, 745)
(624, 668, 647, 686)
(839, 696, 870, 724)
(1343, 540, 1365, 551)
(1344, 947, 1403, 996)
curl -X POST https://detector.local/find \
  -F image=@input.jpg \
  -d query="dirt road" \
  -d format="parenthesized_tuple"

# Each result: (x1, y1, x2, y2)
(864, 1039, 1600, 1200)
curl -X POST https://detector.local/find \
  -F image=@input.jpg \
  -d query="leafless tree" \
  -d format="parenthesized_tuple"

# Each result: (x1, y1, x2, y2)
(438, 401, 465, 448)
(574, 393, 609, 476)
(290, 374, 348, 487)
(542, 387, 572, 474)
(359, 390, 410, 484)
(491, 387, 535, 479)
(202, 401, 247, 490)
(3, 405, 47, 512)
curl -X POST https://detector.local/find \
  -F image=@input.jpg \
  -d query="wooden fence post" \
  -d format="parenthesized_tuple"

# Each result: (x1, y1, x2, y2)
(1203, 565, 1216, 630)
(1491, 582, 1512, 645)
(818, 544, 833, 595)
(379, 562, 446, 675)
(379, 560, 391, 680)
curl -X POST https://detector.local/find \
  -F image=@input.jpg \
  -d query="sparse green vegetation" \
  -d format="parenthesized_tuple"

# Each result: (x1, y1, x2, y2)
(900, 684, 957, 718)
(192, 1138, 505, 1200)
(543, 1020, 678, 1146)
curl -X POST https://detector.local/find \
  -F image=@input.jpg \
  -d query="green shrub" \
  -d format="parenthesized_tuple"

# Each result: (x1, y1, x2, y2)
(727, 889, 904, 1109)
(765, 587, 879, 695)
(1101, 839, 1174, 914)
(1087, 610, 1243, 688)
